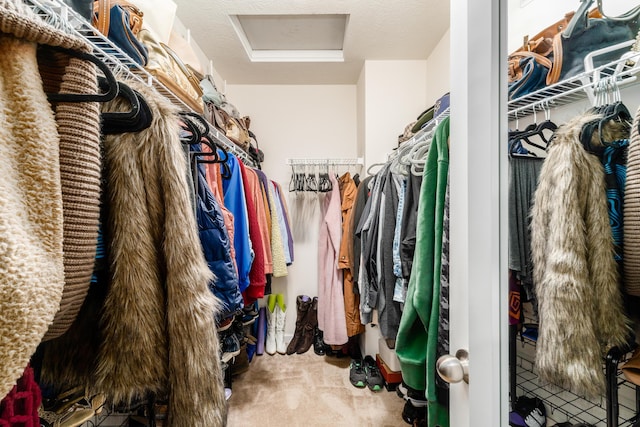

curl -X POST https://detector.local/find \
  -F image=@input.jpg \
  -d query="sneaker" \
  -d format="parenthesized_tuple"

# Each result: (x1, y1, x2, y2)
(217, 315, 234, 332)
(349, 359, 366, 388)
(509, 395, 546, 427)
(221, 331, 241, 363)
(363, 355, 385, 392)
(242, 303, 259, 325)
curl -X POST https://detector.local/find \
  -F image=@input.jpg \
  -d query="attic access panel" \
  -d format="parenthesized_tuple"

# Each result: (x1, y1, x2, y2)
(230, 14, 348, 62)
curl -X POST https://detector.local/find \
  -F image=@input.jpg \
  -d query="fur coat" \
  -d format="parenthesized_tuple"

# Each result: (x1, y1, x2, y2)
(531, 113, 629, 398)
(98, 81, 226, 425)
(42, 81, 227, 425)
(0, 0, 95, 400)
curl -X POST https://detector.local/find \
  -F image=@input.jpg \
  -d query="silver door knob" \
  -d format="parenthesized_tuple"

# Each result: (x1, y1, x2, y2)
(436, 349, 469, 384)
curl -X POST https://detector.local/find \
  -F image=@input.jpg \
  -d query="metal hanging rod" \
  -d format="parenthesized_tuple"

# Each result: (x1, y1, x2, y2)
(286, 158, 364, 166)
(24, 0, 256, 167)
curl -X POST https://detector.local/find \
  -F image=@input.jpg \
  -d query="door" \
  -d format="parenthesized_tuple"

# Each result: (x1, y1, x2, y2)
(446, 0, 508, 425)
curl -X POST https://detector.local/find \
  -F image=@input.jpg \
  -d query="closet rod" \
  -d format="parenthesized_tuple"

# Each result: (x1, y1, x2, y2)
(285, 158, 364, 166)
(25, 0, 256, 167)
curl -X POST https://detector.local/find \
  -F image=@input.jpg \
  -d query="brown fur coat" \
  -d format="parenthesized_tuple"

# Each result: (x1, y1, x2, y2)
(531, 113, 629, 398)
(42, 81, 227, 425)
(96, 81, 226, 425)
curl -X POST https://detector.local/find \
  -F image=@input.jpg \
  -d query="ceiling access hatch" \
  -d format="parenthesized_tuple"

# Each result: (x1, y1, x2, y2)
(229, 14, 349, 62)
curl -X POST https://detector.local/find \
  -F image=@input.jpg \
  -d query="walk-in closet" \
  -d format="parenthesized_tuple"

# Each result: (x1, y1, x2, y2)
(2, 0, 640, 426)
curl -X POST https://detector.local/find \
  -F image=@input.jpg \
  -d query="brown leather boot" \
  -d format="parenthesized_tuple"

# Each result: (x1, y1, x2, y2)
(285, 295, 312, 355)
(297, 296, 319, 354)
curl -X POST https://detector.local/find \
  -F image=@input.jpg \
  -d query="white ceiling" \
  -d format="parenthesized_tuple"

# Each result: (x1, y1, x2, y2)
(173, 0, 450, 85)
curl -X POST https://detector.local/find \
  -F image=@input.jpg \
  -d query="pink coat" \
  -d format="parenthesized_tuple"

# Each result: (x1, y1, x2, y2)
(317, 175, 348, 345)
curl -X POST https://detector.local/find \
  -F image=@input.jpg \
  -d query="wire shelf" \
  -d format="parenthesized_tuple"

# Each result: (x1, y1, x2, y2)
(24, 0, 255, 167)
(508, 44, 640, 121)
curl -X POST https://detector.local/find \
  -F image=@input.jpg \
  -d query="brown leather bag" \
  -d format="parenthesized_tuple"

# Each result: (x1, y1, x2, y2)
(92, 0, 148, 65)
(508, 9, 602, 84)
(507, 8, 602, 99)
(208, 103, 251, 151)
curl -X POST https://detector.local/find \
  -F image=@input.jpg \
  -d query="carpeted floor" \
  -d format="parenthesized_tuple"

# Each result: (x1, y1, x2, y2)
(227, 350, 406, 426)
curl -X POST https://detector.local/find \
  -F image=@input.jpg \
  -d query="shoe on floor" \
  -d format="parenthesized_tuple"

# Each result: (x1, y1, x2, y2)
(402, 398, 427, 425)
(509, 395, 546, 427)
(363, 355, 385, 392)
(396, 380, 409, 400)
(242, 302, 259, 325)
(349, 358, 366, 388)
(313, 327, 326, 356)
(221, 330, 241, 363)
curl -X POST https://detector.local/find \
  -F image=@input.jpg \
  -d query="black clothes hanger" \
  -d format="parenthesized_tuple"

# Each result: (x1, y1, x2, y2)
(581, 101, 631, 152)
(181, 112, 231, 164)
(45, 46, 118, 103)
(100, 79, 152, 134)
(521, 119, 557, 151)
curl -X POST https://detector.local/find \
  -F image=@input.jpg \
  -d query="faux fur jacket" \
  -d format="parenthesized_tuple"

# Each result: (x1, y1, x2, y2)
(97, 81, 226, 425)
(41, 81, 227, 425)
(531, 113, 629, 398)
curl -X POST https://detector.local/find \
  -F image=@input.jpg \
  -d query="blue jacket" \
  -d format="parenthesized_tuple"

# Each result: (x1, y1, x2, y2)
(196, 170, 243, 318)
(220, 151, 253, 292)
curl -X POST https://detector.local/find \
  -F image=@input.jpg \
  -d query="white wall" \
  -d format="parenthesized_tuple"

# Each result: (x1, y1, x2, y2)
(507, 0, 634, 52)
(360, 60, 429, 171)
(225, 84, 358, 336)
(426, 29, 451, 107)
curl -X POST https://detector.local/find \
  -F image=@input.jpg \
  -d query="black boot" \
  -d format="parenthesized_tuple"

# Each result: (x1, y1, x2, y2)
(286, 295, 312, 355)
(313, 327, 326, 356)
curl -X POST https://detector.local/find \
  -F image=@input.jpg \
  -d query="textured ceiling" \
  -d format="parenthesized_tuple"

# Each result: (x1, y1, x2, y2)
(173, 0, 450, 85)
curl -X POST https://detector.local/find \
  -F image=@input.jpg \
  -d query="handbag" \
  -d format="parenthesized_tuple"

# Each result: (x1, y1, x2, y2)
(92, 0, 148, 66)
(546, 0, 640, 85)
(139, 28, 204, 113)
(200, 75, 227, 106)
(508, 8, 601, 99)
(207, 103, 251, 151)
(247, 130, 264, 168)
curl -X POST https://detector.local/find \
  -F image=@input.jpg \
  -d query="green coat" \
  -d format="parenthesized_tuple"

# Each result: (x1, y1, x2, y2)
(396, 117, 450, 427)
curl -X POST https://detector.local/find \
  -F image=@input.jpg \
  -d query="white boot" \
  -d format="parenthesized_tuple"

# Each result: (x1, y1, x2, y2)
(275, 305, 287, 354)
(265, 305, 276, 355)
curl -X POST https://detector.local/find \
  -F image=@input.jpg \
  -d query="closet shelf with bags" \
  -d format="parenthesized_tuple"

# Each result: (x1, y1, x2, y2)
(25, 0, 256, 167)
(508, 40, 640, 120)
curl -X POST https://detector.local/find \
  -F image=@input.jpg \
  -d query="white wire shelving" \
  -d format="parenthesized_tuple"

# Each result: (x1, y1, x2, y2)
(24, 0, 256, 167)
(508, 40, 640, 121)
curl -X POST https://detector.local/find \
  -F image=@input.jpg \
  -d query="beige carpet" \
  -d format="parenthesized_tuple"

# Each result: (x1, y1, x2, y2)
(227, 350, 406, 426)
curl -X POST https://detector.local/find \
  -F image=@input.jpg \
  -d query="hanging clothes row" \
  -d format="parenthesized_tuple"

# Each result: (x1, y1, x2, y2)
(0, 1, 293, 425)
(509, 82, 635, 403)
(186, 119, 294, 312)
(307, 92, 452, 425)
